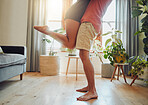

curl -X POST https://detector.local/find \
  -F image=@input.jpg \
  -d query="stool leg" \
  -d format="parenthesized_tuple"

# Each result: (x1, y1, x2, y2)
(117, 66, 120, 80)
(20, 74, 23, 80)
(111, 65, 117, 82)
(130, 75, 138, 86)
(76, 58, 78, 80)
(66, 58, 70, 76)
(120, 65, 127, 83)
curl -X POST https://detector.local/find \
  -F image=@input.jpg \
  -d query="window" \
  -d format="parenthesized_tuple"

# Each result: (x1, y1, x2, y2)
(102, 0, 115, 48)
(46, 0, 115, 53)
(46, 0, 63, 52)
(46, 0, 77, 53)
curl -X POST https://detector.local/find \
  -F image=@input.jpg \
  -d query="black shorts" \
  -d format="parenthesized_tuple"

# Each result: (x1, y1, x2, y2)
(65, 0, 90, 22)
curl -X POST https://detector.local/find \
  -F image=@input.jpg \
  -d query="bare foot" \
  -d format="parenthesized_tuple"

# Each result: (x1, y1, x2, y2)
(77, 91, 98, 101)
(76, 86, 89, 92)
(34, 25, 50, 35)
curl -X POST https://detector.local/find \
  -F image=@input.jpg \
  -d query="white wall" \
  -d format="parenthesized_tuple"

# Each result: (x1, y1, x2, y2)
(0, 0, 28, 46)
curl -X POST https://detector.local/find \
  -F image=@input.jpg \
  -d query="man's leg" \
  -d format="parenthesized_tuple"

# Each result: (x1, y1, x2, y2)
(34, 19, 80, 49)
(77, 49, 98, 101)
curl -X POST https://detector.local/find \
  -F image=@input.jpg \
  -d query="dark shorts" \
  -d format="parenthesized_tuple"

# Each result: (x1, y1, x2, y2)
(65, 0, 90, 22)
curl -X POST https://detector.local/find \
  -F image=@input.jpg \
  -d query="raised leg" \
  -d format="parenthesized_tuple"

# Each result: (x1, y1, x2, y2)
(34, 19, 80, 49)
(20, 74, 23, 80)
(111, 65, 117, 82)
(120, 65, 127, 83)
(66, 57, 71, 76)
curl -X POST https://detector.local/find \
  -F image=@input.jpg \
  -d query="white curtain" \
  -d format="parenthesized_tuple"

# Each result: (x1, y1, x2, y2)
(115, 0, 139, 74)
(26, 0, 48, 72)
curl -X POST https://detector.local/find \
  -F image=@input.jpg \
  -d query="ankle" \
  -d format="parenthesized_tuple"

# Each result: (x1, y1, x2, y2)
(88, 88, 97, 93)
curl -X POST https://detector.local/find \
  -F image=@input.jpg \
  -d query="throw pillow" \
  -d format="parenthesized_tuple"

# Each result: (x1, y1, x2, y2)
(0, 47, 4, 54)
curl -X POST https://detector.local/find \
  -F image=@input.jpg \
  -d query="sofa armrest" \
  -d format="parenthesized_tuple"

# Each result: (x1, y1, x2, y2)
(0, 46, 26, 57)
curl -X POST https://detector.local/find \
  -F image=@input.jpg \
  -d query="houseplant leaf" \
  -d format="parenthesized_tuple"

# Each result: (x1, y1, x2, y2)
(105, 38, 111, 47)
(136, 0, 144, 5)
(102, 31, 112, 36)
(132, 6, 142, 9)
(111, 34, 117, 39)
(132, 9, 143, 18)
(134, 31, 142, 35)
(115, 30, 122, 33)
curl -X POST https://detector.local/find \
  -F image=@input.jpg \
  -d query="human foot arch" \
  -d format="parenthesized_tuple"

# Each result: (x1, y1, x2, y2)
(34, 25, 50, 35)
(76, 86, 89, 92)
(77, 91, 98, 101)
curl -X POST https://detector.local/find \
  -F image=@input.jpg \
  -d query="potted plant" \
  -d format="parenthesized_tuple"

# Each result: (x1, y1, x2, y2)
(132, 0, 148, 56)
(66, 48, 77, 56)
(102, 28, 129, 66)
(128, 56, 148, 85)
(92, 36, 115, 78)
(129, 0, 148, 85)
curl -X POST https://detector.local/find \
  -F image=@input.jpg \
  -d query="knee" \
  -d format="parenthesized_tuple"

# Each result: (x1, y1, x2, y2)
(67, 44, 76, 49)
(79, 49, 89, 61)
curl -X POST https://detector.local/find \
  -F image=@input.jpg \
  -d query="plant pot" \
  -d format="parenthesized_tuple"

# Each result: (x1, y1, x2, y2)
(40, 55, 60, 76)
(101, 63, 115, 78)
(113, 51, 126, 63)
(68, 53, 76, 56)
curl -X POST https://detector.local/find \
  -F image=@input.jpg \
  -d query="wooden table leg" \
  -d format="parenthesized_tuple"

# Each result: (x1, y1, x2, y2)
(130, 75, 138, 86)
(117, 66, 120, 80)
(66, 58, 70, 76)
(76, 58, 78, 80)
(120, 65, 127, 83)
(20, 74, 23, 80)
(111, 65, 117, 82)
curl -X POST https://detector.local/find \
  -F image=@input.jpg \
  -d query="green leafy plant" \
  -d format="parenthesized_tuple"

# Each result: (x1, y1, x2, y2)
(128, 56, 148, 76)
(66, 48, 77, 56)
(102, 29, 129, 65)
(132, 0, 148, 55)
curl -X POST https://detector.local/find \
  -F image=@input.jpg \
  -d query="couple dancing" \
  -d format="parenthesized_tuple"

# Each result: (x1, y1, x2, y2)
(34, 0, 112, 101)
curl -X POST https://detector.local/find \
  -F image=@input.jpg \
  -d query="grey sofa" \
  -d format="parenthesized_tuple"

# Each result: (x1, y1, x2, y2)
(0, 46, 26, 82)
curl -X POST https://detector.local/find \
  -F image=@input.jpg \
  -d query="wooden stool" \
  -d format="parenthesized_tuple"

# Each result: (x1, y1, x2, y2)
(66, 56, 92, 80)
(110, 63, 128, 83)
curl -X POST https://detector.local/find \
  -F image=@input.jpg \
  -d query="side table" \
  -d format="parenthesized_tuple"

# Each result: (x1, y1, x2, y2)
(66, 56, 92, 80)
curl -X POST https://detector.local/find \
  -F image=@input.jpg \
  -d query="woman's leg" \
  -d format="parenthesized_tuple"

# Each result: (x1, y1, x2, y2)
(34, 19, 80, 49)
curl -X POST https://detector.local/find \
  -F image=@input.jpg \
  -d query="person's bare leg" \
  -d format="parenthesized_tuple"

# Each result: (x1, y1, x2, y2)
(77, 49, 98, 101)
(34, 19, 80, 49)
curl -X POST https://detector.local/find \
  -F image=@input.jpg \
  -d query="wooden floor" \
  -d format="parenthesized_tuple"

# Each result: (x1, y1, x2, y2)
(0, 72, 148, 105)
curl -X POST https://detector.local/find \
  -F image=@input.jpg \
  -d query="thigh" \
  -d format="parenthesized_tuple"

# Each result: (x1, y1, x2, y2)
(65, 19, 80, 46)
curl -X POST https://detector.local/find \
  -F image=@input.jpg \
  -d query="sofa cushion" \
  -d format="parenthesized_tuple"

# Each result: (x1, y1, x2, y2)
(0, 47, 4, 54)
(0, 54, 26, 68)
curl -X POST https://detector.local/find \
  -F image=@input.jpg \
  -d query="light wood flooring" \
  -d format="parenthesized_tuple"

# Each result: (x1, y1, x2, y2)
(0, 72, 148, 105)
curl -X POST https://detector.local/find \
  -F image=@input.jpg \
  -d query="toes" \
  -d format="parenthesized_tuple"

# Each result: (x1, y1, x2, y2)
(77, 97, 84, 101)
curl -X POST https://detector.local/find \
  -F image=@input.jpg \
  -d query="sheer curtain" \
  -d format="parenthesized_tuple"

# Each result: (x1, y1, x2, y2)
(26, 0, 48, 72)
(115, 0, 139, 74)
(62, 0, 73, 29)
